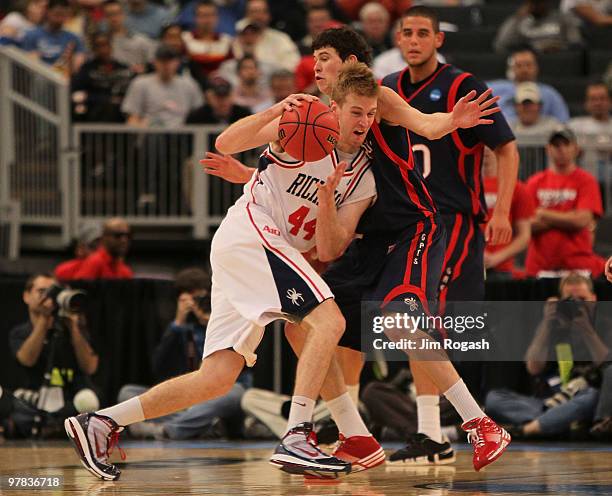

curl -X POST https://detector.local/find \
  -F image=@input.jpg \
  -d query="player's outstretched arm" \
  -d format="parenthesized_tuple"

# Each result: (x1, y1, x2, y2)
(378, 86, 500, 140)
(200, 152, 255, 184)
(215, 94, 318, 154)
(315, 162, 373, 262)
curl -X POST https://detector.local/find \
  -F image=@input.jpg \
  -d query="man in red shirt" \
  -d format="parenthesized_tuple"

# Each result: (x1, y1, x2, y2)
(483, 146, 535, 278)
(73, 217, 134, 279)
(526, 126, 606, 278)
(55, 222, 102, 281)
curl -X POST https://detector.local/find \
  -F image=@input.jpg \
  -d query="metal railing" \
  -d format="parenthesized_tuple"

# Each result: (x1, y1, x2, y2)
(0, 201, 21, 260)
(70, 124, 260, 239)
(0, 46, 72, 247)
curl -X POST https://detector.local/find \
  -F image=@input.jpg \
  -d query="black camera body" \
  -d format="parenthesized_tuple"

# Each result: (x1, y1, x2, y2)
(555, 297, 586, 322)
(44, 284, 88, 316)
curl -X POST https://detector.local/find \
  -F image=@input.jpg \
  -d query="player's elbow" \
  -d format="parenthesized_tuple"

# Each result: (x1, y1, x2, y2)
(318, 240, 347, 263)
(318, 247, 340, 263)
(215, 133, 232, 155)
(424, 128, 443, 141)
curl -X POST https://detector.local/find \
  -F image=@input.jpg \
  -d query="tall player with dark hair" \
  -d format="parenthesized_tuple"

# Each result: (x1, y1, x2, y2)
(384, 6, 519, 465)
(205, 26, 512, 473)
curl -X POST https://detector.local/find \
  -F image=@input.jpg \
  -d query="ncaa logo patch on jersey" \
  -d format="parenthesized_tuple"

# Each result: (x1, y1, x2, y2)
(430, 89, 442, 101)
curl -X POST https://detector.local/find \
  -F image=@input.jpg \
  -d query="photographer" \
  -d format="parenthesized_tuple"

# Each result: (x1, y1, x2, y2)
(485, 272, 610, 438)
(118, 268, 250, 440)
(1, 274, 99, 438)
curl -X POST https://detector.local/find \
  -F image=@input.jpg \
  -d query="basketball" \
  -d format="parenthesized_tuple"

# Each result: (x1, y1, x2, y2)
(278, 100, 340, 162)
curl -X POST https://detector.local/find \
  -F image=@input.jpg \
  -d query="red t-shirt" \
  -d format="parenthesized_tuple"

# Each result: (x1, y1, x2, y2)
(54, 258, 85, 281)
(484, 178, 535, 273)
(525, 167, 604, 277)
(73, 247, 134, 279)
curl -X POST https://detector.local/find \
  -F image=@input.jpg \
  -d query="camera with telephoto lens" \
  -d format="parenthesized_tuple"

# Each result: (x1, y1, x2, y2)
(44, 283, 88, 315)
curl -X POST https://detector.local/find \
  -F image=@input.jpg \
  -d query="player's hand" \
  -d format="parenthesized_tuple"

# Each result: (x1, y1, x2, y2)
(451, 88, 501, 129)
(318, 161, 347, 206)
(605, 255, 612, 283)
(200, 152, 254, 184)
(485, 212, 512, 245)
(175, 293, 195, 326)
(279, 93, 319, 113)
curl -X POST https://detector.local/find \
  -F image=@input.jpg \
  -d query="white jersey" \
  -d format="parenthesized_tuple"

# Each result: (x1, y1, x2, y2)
(236, 145, 377, 253)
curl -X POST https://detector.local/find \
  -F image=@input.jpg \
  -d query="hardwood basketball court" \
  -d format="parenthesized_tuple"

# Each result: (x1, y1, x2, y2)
(1, 440, 612, 494)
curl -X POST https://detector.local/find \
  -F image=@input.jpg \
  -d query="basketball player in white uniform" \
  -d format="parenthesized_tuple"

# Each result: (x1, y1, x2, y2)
(64, 62, 383, 480)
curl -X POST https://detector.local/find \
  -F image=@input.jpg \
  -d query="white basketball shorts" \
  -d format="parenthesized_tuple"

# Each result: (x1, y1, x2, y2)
(203, 201, 333, 367)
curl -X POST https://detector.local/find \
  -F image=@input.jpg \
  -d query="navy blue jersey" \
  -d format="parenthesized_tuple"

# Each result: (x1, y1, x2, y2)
(387, 63, 515, 219)
(356, 118, 436, 238)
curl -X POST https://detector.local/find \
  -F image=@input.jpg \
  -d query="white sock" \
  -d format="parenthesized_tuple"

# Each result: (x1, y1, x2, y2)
(325, 392, 370, 438)
(416, 395, 442, 443)
(443, 379, 485, 424)
(286, 395, 315, 433)
(347, 384, 360, 405)
(97, 397, 145, 427)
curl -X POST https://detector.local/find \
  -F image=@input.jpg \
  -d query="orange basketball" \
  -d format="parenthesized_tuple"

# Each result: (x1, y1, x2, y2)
(278, 100, 340, 162)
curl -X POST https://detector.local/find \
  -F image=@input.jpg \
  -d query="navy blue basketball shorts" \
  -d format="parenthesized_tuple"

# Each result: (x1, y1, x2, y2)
(438, 213, 485, 315)
(324, 216, 446, 352)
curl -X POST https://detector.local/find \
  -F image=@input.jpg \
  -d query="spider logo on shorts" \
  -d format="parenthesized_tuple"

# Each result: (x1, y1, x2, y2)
(286, 288, 304, 306)
(404, 297, 419, 312)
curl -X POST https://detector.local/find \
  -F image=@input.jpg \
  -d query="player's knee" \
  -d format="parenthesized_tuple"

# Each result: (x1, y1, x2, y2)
(328, 309, 346, 341)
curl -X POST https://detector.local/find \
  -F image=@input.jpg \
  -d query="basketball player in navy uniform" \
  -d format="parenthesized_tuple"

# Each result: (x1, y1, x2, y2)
(205, 26, 512, 472)
(385, 6, 519, 465)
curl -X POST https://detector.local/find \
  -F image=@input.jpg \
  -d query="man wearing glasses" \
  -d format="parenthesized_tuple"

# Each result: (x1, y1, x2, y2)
(1, 273, 99, 438)
(73, 218, 133, 279)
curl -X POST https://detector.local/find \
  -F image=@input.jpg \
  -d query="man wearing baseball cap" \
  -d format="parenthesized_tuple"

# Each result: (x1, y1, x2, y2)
(525, 125, 606, 277)
(511, 82, 562, 137)
(54, 221, 102, 281)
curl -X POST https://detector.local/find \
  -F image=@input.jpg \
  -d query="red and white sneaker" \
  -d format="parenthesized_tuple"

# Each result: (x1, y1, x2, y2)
(462, 416, 511, 471)
(332, 434, 385, 472)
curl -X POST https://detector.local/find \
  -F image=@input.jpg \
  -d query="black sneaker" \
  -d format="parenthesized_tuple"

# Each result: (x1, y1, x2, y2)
(388, 433, 455, 465)
(65, 413, 125, 481)
(269, 422, 351, 478)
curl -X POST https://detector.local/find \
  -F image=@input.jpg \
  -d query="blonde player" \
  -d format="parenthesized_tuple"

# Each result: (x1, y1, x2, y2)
(64, 62, 383, 480)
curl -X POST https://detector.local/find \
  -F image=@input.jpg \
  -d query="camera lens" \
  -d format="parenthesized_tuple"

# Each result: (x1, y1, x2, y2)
(57, 289, 87, 313)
